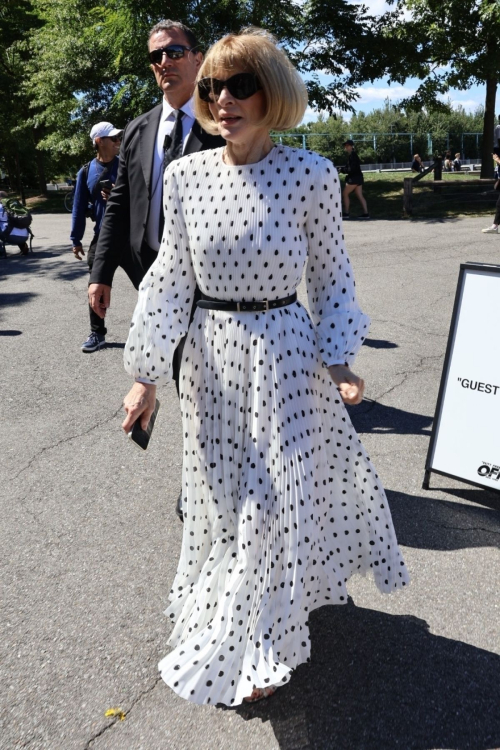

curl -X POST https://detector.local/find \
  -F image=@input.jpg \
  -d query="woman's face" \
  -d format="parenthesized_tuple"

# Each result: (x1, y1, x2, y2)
(206, 68, 268, 143)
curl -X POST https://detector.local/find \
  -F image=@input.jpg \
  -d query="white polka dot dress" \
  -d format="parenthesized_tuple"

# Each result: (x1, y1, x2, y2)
(124, 146, 409, 706)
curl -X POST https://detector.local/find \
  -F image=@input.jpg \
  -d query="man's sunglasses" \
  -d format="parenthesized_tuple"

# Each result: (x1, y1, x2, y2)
(103, 135, 121, 143)
(148, 45, 195, 64)
(197, 73, 262, 102)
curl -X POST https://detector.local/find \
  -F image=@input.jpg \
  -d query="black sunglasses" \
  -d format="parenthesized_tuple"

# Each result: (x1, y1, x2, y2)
(103, 135, 121, 143)
(149, 45, 195, 64)
(197, 73, 262, 102)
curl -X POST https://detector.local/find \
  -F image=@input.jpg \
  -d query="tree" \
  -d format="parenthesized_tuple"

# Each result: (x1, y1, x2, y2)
(18, 0, 412, 180)
(385, 0, 500, 177)
(0, 0, 45, 195)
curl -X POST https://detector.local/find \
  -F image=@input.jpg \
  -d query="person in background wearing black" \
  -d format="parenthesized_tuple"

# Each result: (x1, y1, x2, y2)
(494, 114, 500, 158)
(453, 153, 462, 172)
(411, 154, 424, 173)
(70, 121, 122, 352)
(481, 153, 500, 234)
(339, 139, 369, 219)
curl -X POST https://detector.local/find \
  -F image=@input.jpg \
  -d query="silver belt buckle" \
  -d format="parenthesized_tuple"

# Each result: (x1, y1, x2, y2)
(237, 302, 241, 313)
(264, 299, 270, 311)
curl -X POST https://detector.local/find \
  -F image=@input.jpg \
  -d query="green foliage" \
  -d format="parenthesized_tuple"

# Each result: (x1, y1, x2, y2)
(5, 0, 409, 175)
(279, 101, 486, 164)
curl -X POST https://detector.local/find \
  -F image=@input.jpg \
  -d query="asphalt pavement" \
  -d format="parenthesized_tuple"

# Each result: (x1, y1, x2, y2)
(1, 213, 499, 750)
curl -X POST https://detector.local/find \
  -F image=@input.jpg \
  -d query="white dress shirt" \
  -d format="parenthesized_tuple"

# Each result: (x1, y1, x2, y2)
(146, 96, 195, 252)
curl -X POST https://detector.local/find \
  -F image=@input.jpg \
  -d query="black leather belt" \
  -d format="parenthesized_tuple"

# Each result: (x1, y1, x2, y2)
(197, 292, 297, 313)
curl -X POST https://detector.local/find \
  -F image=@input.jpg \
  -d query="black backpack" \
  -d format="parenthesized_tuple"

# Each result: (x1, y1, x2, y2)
(0, 198, 33, 229)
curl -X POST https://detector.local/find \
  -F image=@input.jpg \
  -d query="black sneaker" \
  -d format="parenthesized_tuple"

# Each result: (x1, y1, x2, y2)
(342, 213, 350, 220)
(360, 213, 370, 219)
(81, 332, 105, 352)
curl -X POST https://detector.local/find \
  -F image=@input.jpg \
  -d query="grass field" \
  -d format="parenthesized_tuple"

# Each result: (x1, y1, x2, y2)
(9, 170, 499, 221)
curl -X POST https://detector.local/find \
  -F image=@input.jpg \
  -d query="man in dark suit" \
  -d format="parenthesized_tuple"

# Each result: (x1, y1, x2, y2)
(89, 20, 224, 520)
(88, 19, 223, 316)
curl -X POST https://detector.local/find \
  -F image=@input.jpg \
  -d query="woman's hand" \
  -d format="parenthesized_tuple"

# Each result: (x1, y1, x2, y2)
(328, 364, 365, 405)
(122, 382, 157, 433)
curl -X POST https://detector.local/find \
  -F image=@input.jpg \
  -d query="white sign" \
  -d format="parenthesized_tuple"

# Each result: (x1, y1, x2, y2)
(426, 263, 500, 492)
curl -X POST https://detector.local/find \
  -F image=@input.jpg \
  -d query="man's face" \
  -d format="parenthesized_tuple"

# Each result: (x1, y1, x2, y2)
(149, 29, 202, 107)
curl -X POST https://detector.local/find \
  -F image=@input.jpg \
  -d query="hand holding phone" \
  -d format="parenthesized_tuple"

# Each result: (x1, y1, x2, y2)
(99, 179, 113, 190)
(128, 399, 160, 451)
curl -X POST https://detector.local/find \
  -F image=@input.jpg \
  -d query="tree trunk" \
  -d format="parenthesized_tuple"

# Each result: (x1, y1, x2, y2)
(35, 148, 47, 195)
(14, 149, 26, 205)
(480, 76, 497, 179)
(32, 127, 47, 195)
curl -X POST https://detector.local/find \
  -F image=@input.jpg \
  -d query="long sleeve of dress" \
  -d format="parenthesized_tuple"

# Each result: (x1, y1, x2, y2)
(305, 158, 370, 367)
(124, 164, 196, 385)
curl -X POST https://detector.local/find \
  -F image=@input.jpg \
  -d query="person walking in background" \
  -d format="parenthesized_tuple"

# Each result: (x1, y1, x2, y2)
(121, 27, 408, 708)
(444, 150, 453, 172)
(70, 121, 122, 352)
(453, 153, 462, 172)
(481, 153, 500, 233)
(339, 139, 369, 219)
(411, 154, 424, 173)
(494, 114, 500, 157)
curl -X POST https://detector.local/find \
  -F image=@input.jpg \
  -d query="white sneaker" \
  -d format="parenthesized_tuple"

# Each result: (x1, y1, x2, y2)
(481, 225, 498, 233)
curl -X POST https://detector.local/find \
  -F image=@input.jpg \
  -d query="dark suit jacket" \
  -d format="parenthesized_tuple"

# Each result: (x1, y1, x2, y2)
(90, 103, 224, 288)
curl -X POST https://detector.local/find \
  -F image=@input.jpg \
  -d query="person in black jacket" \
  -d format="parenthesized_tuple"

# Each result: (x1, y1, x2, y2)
(481, 153, 500, 233)
(339, 140, 369, 219)
(88, 19, 224, 322)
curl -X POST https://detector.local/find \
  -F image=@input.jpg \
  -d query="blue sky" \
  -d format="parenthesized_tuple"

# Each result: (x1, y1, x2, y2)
(302, 0, 486, 122)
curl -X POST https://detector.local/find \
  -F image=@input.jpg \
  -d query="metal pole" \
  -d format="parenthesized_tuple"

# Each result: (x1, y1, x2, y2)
(302, 134, 306, 150)
(410, 132, 413, 159)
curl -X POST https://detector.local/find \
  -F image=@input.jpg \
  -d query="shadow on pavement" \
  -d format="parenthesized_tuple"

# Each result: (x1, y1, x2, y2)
(0, 246, 88, 283)
(433, 486, 500, 512)
(235, 601, 500, 750)
(363, 338, 398, 349)
(347, 399, 433, 436)
(0, 292, 38, 310)
(0, 329, 22, 336)
(387, 489, 500, 550)
(102, 342, 125, 350)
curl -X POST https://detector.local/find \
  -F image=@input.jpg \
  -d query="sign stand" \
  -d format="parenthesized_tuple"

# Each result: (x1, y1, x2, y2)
(424, 262, 500, 494)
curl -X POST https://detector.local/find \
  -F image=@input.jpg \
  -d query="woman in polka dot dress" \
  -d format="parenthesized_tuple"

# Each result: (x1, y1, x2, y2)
(122, 29, 409, 706)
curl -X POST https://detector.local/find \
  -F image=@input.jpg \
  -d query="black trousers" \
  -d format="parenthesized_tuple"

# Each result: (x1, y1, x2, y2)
(495, 194, 500, 226)
(88, 235, 107, 336)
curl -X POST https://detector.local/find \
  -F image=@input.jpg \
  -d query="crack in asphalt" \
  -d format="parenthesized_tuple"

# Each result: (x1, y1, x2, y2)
(371, 354, 443, 403)
(10, 405, 123, 482)
(85, 676, 162, 748)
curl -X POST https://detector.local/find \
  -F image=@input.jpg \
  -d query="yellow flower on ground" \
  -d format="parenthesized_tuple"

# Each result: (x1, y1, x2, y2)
(105, 708, 126, 721)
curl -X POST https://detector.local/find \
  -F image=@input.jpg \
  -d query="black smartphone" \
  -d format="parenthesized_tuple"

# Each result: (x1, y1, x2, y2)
(128, 399, 160, 451)
(99, 179, 113, 190)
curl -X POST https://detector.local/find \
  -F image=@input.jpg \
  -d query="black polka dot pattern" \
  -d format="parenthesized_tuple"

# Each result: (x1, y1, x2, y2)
(124, 146, 409, 707)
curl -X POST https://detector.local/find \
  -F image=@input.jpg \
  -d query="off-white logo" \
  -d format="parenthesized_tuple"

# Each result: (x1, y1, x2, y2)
(458, 378, 499, 395)
(477, 462, 500, 481)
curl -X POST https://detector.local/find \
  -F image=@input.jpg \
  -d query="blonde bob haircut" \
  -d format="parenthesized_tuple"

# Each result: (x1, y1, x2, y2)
(194, 28, 308, 134)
